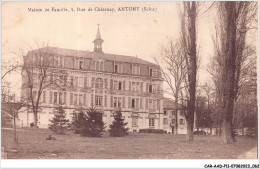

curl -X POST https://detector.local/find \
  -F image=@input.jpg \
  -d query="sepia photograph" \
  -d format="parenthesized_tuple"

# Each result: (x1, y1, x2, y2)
(1, 0, 258, 168)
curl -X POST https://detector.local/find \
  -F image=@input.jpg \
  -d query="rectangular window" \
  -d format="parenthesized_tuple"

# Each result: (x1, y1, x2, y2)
(133, 65, 140, 75)
(114, 81, 118, 90)
(149, 84, 152, 93)
(153, 100, 156, 109)
(149, 118, 155, 127)
(83, 94, 86, 105)
(153, 84, 157, 93)
(164, 111, 167, 115)
(128, 97, 131, 108)
(123, 81, 125, 90)
(122, 97, 125, 108)
(111, 96, 113, 107)
(132, 98, 135, 108)
(64, 92, 66, 105)
(179, 119, 184, 125)
(136, 98, 139, 109)
(149, 99, 153, 109)
(49, 91, 53, 104)
(118, 97, 122, 107)
(171, 119, 176, 124)
(79, 60, 83, 69)
(74, 77, 78, 87)
(132, 82, 136, 91)
(132, 117, 138, 127)
(60, 57, 63, 67)
(129, 81, 131, 91)
(140, 82, 143, 92)
(54, 92, 58, 104)
(79, 77, 84, 87)
(84, 77, 87, 87)
(172, 111, 176, 116)
(118, 81, 122, 90)
(70, 76, 73, 86)
(64, 75, 67, 86)
(59, 93, 62, 104)
(100, 62, 103, 71)
(79, 94, 83, 105)
(70, 93, 73, 105)
(43, 91, 46, 103)
(163, 118, 168, 125)
(95, 96, 102, 106)
(74, 94, 78, 105)
(136, 82, 140, 92)
(96, 61, 100, 71)
(114, 64, 118, 73)
(140, 98, 143, 109)
(149, 68, 153, 76)
(114, 97, 117, 107)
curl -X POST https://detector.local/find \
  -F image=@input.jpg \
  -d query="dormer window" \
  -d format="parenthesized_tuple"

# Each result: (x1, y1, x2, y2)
(149, 68, 153, 76)
(133, 64, 140, 75)
(79, 60, 83, 69)
(96, 61, 104, 71)
(114, 64, 118, 73)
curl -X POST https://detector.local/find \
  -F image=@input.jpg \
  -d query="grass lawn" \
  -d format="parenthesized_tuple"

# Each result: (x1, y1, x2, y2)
(1, 128, 257, 159)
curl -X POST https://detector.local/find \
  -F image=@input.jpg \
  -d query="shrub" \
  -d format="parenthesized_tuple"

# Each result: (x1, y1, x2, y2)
(82, 107, 106, 137)
(70, 110, 87, 134)
(49, 106, 70, 134)
(109, 110, 129, 137)
(139, 129, 167, 134)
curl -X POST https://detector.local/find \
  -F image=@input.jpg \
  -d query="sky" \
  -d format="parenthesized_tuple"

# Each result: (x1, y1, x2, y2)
(2, 1, 219, 99)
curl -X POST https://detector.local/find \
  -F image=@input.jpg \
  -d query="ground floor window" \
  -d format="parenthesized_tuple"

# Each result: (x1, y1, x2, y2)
(132, 117, 138, 127)
(179, 119, 185, 125)
(149, 118, 155, 127)
(163, 118, 168, 125)
(95, 96, 102, 106)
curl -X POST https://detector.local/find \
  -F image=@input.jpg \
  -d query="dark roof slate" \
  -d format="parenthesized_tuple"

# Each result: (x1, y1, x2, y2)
(163, 98, 185, 110)
(36, 47, 158, 66)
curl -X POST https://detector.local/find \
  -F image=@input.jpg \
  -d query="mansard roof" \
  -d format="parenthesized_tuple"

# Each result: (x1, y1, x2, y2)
(163, 98, 186, 110)
(34, 46, 158, 67)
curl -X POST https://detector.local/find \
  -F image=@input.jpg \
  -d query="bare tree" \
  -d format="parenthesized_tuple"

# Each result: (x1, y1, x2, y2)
(154, 40, 187, 134)
(214, 1, 257, 143)
(1, 88, 25, 142)
(15, 42, 68, 127)
(180, 1, 198, 141)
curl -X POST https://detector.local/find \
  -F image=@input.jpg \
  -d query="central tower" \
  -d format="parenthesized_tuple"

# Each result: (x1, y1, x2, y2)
(93, 24, 104, 53)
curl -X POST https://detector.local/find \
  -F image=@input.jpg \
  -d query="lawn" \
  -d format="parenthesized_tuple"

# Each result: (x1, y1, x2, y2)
(1, 128, 257, 159)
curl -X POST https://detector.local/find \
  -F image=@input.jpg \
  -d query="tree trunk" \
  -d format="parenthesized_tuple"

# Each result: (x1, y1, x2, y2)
(174, 96, 178, 134)
(183, 1, 197, 142)
(221, 119, 233, 143)
(186, 119, 193, 141)
(34, 111, 38, 128)
(14, 116, 17, 142)
(220, 2, 237, 144)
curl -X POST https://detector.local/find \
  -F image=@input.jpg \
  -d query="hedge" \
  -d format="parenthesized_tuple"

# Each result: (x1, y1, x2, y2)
(139, 129, 167, 134)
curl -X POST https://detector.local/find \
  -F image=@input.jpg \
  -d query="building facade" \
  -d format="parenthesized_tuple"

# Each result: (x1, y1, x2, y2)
(162, 98, 187, 134)
(19, 26, 164, 132)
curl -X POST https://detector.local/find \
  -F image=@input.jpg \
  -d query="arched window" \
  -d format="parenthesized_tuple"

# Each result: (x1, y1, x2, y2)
(95, 78, 103, 89)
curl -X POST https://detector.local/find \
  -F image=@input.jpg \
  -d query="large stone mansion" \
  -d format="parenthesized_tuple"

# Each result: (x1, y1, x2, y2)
(18, 26, 187, 133)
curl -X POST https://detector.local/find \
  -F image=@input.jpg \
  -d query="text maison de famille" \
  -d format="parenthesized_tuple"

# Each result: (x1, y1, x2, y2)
(28, 7, 157, 13)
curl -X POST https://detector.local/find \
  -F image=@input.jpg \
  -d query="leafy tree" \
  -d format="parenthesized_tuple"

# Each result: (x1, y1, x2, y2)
(109, 110, 129, 137)
(82, 107, 106, 137)
(49, 105, 69, 134)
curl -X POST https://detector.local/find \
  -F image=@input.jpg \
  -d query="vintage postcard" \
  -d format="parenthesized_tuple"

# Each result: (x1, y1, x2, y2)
(1, 1, 258, 168)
